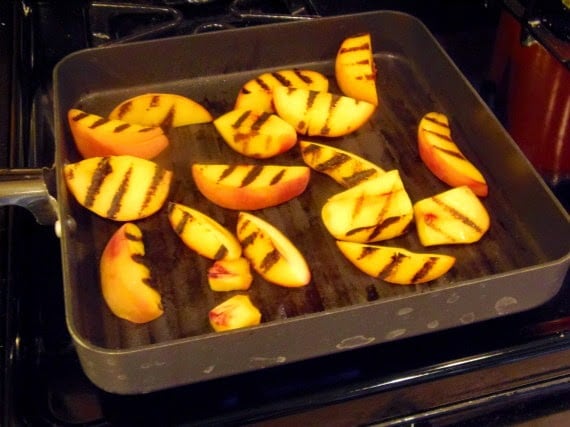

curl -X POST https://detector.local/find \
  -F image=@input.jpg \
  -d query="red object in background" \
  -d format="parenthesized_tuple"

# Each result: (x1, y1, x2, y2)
(489, 10, 570, 185)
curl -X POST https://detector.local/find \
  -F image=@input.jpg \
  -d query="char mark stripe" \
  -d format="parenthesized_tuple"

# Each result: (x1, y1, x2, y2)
(218, 165, 237, 182)
(160, 106, 175, 129)
(434, 145, 466, 160)
(270, 169, 286, 185)
(174, 210, 192, 235)
(306, 90, 318, 110)
(251, 112, 271, 131)
(72, 111, 89, 121)
(233, 110, 251, 129)
(294, 69, 312, 84)
(89, 117, 109, 129)
(424, 129, 453, 142)
(320, 94, 339, 136)
(343, 169, 377, 187)
(125, 231, 143, 242)
(260, 248, 280, 273)
(255, 78, 271, 92)
(357, 245, 379, 260)
(272, 72, 292, 87)
(139, 165, 167, 215)
(150, 95, 160, 108)
(339, 42, 370, 54)
(240, 229, 257, 248)
(107, 165, 132, 219)
(315, 153, 350, 172)
(114, 123, 131, 133)
(411, 257, 438, 283)
(377, 252, 407, 280)
(117, 101, 132, 119)
(425, 115, 449, 128)
(84, 157, 112, 208)
(433, 197, 483, 232)
(241, 165, 263, 187)
(213, 245, 228, 261)
(345, 216, 403, 240)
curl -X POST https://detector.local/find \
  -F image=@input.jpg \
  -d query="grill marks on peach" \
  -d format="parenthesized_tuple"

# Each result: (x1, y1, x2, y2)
(241, 165, 263, 187)
(346, 216, 404, 241)
(241, 70, 320, 95)
(422, 116, 468, 162)
(424, 114, 448, 128)
(82, 157, 166, 219)
(107, 166, 132, 219)
(85, 157, 113, 209)
(425, 196, 484, 241)
(140, 165, 168, 215)
(339, 41, 370, 54)
(347, 186, 402, 241)
(114, 95, 176, 128)
(240, 225, 281, 275)
(117, 101, 133, 118)
(290, 88, 342, 136)
(230, 110, 272, 144)
(169, 208, 228, 260)
(356, 247, 442, 284)
(338, 41, 375, 81)
(215, 165, 287, 188)
(72, 110, 159, 134)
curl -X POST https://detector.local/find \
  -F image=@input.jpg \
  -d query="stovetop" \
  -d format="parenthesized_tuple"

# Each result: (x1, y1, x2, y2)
(1, 0, 569, 425)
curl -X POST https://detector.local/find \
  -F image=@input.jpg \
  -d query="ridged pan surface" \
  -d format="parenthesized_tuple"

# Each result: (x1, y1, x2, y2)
(53, 12, 570, 393)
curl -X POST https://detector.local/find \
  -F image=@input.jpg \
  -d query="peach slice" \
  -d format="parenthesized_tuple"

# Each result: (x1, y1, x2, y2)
(68, 109, 169, 159)
(414, 186, 491, 246)
(209, 294, 261, 332)
(321, 170, 413, 243)
(191, 164, 310, 210)
(299, 140, 385, 187)
(64, 155, 172, 221)
(336, 241, 455, 285)
(418, 112, 488, 197)
(236, 212, 311, 287)
(273, 87, 376, 137)
(100, 223, 163, 323)
(207, 257, 253, 292)
(167, 202, 242, 260)
(335, 33, 378, 105)
(108, 93, 213, 128)
(213, 108, 298, 159)
(235, 69, 329, 113)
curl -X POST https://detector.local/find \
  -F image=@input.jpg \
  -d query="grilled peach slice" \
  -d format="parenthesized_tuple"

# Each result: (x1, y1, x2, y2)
(299, 140, 385, 187)
(64, 155, 172, 221)
(209, 294, 261, 332)
(414, 186, 491, 246)
(335, 33, 378, 105)
(321, 170, 413, 243)
(273, 87, 375, 137)
(108, 93, 213, 128)
(213, 109, 297, 159)
(336, 241, 455, 285)
(192, 164, 310, 210)
(68, 109, 169, 159)
(207, 257, 253, 292)
(418, 112, 488, 197)
(236, 212, 311, 287)
(100, 223, 163, 323)
(235, 69, 329, 113)
(167, 202, 242, 260)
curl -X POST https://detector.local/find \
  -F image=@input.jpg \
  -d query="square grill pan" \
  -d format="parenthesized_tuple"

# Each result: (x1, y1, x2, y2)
(52, 11, 570, 394)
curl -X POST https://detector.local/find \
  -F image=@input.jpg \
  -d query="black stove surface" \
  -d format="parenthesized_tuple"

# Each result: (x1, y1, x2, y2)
(1, 1, 569, 425)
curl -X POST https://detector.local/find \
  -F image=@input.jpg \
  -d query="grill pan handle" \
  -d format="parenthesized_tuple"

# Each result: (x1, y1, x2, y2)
(0, 168, 58, 225)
